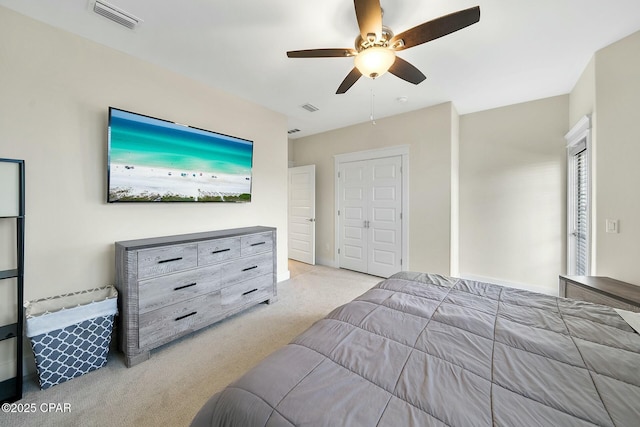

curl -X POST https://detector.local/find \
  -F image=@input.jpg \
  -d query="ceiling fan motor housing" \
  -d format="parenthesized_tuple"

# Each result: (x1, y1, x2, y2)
(355, 26, 394, 51)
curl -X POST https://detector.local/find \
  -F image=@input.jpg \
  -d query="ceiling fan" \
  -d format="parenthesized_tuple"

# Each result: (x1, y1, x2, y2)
(287, 0, 480, 94)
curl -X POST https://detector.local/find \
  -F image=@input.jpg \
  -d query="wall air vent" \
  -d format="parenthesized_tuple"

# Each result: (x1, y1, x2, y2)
(287, 128, 301, 135)
(301, 103, 319, 113)
(93, 0, 142, 30)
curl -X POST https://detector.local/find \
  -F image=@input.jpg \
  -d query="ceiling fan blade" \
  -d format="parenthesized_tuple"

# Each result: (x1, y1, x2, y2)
(336, 68, 362, 94)
(354, 0, 383, 42)
(390, 6, 480, 51)
(287, 48, 357, 58)
(388, 57, 426, 85)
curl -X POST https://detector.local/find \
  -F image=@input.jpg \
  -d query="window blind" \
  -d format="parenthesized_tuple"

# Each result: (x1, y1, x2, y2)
(574, 147, 588, 275)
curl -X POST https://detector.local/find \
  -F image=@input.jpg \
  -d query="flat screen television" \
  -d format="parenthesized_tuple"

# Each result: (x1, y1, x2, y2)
(107, 107, 253, 202)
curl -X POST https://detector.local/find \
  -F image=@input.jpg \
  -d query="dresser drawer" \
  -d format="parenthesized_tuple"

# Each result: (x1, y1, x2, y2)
(138, 266, 220, 314)
(139, 291, 221, 348)
(220, 252, 273, 288)
(241, 232, 273, 256)
(137, 244, 197, 279)
(198, 237, 241, 265)
(565, 283, 640, 313)
(221, 274, 274, 309)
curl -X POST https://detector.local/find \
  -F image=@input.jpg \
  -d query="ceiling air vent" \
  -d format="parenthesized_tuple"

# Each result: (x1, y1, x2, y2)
(301, 103, 319, 113)
(287, 129, 301, 135)
(93, 0, 142, 30)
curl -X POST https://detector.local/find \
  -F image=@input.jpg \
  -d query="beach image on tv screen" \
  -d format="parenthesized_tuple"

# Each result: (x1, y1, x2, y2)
(108, 108, 252, 202)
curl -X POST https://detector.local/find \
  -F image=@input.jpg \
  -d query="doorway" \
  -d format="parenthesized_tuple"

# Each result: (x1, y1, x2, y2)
(288, 165, 316, 264)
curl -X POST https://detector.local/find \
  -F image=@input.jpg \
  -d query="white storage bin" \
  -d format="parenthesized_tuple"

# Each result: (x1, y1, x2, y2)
(25, 286, 118, 389)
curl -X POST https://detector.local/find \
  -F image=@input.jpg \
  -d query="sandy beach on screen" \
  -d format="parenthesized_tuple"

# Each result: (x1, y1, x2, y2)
(109, 163, 251, 200)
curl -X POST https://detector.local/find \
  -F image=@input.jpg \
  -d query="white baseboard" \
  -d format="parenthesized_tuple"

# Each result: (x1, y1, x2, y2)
(1, 340, 38, 384)
(0, 357, 16, 381)
(315, 256, 337, 268)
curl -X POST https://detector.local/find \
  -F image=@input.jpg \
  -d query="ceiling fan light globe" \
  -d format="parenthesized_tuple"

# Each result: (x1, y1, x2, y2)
(354, 47, 396, 79)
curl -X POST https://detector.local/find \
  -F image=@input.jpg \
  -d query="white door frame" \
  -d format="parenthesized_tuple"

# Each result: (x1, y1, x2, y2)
(334, 145, 410, 271)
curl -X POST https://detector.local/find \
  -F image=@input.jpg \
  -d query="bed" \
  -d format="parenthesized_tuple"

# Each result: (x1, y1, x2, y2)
(191, 272, 640, 426)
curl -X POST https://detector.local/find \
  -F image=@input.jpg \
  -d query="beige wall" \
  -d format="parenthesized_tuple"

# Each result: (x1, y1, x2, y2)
(288, 138, 295, 166)
(567, 30, 640, 285)
(292, 103, 456, 275)
(591, 30, 640, 284)
(293, 97, 569, 293)
(0, 5, 288, 344)
(450, 106, 460, 276)
(569, 57, 596, 126)
(459, 96, 569, 293)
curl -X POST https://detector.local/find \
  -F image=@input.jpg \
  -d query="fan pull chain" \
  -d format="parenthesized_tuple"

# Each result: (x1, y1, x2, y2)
(370, 89, 376, 125)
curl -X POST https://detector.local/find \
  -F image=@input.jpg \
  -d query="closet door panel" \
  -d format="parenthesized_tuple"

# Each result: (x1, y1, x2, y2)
(339, 161, 368, 273)
(368, 156, 402, 278)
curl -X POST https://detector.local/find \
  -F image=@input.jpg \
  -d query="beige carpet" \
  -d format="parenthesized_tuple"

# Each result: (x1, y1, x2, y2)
(5, 261, 382, 427)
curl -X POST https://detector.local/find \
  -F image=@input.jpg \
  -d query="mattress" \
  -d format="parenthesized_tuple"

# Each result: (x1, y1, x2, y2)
(191, 272, 640, 426)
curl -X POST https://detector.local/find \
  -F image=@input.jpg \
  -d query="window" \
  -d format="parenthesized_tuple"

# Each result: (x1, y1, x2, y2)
(565, 116, 591, 275)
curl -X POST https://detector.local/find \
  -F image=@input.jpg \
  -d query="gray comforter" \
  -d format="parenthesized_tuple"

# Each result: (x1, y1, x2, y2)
(191, 272, 640, 426)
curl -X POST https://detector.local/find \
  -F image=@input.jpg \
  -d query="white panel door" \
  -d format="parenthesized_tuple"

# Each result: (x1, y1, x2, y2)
(339, 161, 367, 272)
(368, 156, 402, 277)
(288, 165, 316, 264)
(339, 156, 402, 277)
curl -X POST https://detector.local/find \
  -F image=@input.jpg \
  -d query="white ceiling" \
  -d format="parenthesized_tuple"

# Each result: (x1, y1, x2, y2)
(3, 0, 640, 138)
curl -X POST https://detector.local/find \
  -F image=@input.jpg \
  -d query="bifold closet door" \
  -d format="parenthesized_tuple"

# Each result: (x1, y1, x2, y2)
(340, 160, 368, 273)
(339, 156, 402, 277)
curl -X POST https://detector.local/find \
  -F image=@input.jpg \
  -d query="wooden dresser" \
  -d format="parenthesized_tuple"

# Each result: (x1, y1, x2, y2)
(115, 226, 277, 367)
(559, 275, 640, 313)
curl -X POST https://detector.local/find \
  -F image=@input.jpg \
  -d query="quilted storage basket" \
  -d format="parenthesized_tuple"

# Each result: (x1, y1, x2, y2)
(24, 286, 118, 389)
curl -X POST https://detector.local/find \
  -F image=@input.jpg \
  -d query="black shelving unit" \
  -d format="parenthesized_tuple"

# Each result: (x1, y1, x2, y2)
(0, 158, 25, 403)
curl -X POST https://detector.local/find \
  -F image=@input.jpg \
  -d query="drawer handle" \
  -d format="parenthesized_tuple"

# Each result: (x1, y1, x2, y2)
(250, 242, 266, 247)
(211, 248, 231, 254)
(175, 311, 197, 321)
(158, 257, 183, 264)
(242, 265, 258, 272)
(242, 288, 258, 296)
(174, 282, 197, 291)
